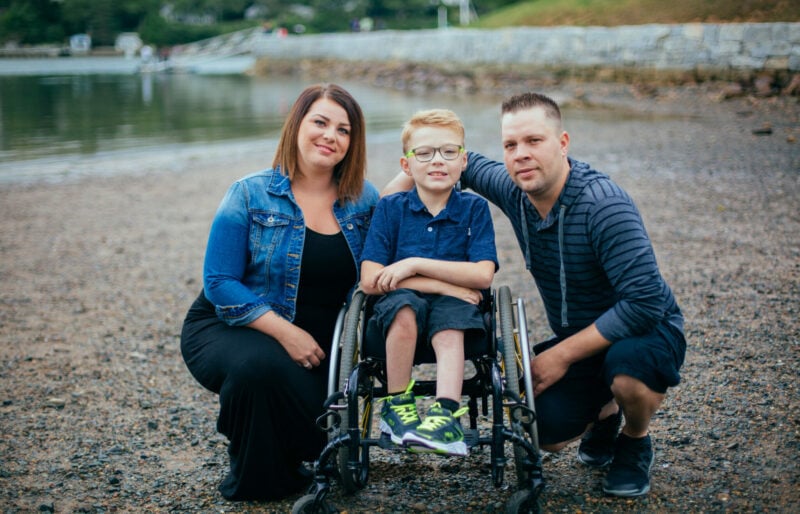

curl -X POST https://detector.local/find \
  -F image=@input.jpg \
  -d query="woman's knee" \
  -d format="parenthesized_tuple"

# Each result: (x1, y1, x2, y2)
(223, 345, 295, 395)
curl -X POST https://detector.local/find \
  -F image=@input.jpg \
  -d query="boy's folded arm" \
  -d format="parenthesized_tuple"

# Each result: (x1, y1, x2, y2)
(410, 258, 495, 290)
(359, 260, 385, 295)
(392, 276, 484, 305)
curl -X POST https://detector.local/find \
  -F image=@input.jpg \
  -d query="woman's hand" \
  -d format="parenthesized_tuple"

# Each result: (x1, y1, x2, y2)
(248, 311, 326, 369)
(282, 328, 326, 369)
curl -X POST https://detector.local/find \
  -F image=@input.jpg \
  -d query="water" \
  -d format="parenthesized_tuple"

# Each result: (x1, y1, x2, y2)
(0, 61, 700, 185)
(0, 66, 507, 183)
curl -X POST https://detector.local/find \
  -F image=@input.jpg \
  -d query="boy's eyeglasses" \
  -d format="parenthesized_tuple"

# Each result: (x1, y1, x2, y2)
(405, 144, 464, 162)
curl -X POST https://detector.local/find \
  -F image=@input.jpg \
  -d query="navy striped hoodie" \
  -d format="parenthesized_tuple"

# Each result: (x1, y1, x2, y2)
(463, 153, 683, 342)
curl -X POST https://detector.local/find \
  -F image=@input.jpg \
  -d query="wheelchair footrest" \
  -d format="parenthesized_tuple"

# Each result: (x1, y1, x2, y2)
(378, 433, 405, 451)
(464, 428, 480, 449)
(377, 430, 480, 451)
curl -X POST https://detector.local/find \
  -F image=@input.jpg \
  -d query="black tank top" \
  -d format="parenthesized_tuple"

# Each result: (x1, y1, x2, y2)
(293, 228, 356, 351)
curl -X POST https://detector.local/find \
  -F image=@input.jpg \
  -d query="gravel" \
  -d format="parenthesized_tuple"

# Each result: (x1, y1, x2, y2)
(0, 79, 798, 513)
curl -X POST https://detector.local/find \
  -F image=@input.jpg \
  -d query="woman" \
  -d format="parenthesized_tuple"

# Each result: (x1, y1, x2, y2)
(181, 83, 378, 501)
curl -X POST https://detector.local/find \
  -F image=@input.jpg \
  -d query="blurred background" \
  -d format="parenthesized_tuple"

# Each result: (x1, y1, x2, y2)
(1, 0, 797, 50)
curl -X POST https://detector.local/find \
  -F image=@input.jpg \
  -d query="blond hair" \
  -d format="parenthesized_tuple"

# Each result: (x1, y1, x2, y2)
(401, 108, 465, 153)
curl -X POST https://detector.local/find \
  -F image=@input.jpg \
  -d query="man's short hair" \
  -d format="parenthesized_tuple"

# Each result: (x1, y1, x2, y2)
(501, 92, 562, 124)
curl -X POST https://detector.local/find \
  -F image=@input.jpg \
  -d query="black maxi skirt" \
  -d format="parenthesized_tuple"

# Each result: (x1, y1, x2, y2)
(180, 291, 330, 501)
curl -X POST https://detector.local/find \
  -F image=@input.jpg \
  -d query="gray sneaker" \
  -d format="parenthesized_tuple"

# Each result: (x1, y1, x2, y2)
(602, 433, 654, 497)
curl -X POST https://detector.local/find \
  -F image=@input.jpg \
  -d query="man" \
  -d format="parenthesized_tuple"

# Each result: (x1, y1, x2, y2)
(383, 92, 686, 497)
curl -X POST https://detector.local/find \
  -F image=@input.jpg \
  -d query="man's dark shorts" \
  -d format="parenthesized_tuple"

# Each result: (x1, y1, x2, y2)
(369, 288, 486, 344)
(535, 321, 686, 446)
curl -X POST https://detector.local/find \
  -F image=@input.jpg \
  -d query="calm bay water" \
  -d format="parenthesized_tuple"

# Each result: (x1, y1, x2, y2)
(0, 60, 687, 185)
(0, 66, 505, 183)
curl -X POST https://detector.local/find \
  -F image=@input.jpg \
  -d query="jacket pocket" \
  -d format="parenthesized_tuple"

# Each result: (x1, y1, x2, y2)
(339, 211, 371, 257)
(250, 212, 291, 279)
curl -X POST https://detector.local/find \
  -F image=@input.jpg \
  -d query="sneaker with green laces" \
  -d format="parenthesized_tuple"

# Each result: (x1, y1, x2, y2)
(402, 402, 469, 456)
(379, 380, 421, 445)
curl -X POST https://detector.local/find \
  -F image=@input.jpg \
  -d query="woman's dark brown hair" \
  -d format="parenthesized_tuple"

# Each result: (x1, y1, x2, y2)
(272, 83, 366, 203)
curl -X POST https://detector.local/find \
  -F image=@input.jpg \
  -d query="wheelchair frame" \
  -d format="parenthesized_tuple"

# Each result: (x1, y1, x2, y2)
(292, 286, 544, 514)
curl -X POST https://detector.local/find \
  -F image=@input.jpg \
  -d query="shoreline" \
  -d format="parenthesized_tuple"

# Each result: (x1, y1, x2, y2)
(252, 56, 800, 100)
(0, 138, 272, 186)
(0, 56, 142, 75)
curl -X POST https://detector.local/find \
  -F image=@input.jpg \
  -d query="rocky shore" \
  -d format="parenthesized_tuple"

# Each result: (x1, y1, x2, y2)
(251, 57, 800, 101)
(0, 73, 798, 513)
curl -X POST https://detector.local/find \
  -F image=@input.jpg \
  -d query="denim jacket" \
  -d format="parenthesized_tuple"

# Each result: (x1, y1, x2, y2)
(203, 167, 378, 325)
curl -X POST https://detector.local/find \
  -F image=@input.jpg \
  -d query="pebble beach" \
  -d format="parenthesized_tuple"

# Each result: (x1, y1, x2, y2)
(0, 72, 798, 512)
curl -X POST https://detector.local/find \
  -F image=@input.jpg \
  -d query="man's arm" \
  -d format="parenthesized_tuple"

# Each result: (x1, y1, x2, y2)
(531, 323, 611, 396)
(590, 192, 671, 341)
(381, 172, 414, 197)
(381, 151, 507, 198)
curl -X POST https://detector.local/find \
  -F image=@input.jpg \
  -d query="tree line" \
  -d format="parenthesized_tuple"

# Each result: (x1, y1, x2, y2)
(0, 0, 519, 48)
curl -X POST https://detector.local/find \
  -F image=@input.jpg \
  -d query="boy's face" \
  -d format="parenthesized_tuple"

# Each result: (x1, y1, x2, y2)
(400, 126, 466, 195)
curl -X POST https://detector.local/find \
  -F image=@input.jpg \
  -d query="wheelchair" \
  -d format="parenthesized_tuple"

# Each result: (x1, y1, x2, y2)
(292, 286, 544, 513)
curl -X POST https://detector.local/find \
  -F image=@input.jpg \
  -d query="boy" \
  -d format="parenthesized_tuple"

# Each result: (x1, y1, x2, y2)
(360, 109, 498, 456)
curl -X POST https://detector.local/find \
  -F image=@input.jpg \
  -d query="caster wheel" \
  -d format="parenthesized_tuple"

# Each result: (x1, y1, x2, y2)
(291, 494, 338, 514)
(505, 488, 540, 514)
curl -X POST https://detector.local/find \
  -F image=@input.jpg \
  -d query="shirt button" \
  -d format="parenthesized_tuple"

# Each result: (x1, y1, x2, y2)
(346, 223, 354, 230)
(427, 227, 433, 232)
(267, 216, 274, 222)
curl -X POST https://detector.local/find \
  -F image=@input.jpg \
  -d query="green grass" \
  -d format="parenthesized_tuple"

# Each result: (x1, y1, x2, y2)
(476, 0, 800, 28)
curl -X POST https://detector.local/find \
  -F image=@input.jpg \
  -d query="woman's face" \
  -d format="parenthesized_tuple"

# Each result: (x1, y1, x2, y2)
(296, 97, 351, 176)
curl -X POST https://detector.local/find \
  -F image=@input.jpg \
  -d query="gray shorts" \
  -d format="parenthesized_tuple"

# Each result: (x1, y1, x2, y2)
(369, 288, 486, 345)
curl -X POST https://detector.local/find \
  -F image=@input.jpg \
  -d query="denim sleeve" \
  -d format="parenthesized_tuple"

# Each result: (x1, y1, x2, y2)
(203, 182, 271, 325)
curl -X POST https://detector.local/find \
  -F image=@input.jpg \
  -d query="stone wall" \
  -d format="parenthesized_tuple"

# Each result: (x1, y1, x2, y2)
(252, 23, 799, 76)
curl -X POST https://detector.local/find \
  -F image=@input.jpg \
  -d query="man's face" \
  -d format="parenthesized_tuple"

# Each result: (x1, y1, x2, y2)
(501, 106, 569, 201)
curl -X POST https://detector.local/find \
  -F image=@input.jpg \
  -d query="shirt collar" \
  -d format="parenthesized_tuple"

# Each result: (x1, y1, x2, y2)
(408, 187, 459, 220)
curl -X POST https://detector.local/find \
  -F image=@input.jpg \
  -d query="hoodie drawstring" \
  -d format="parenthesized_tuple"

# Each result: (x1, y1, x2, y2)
(558, 204, 568, 327)
(520, 199, 568, 328)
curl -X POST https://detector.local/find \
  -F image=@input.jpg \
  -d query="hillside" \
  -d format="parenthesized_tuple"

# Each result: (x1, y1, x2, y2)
(477, 0, 800, 28)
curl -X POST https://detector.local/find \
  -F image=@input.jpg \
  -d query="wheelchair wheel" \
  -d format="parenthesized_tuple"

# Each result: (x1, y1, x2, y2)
(504, 488, 540, 514)
(336, 290, 371, 493)
(498, 286, 537, 487)
(291, 494, 338, 514)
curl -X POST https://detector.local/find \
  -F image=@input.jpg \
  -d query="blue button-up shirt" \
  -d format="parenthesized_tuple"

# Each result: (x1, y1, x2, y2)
(203, 167, 378, 325)
(361, 187, 498, 269)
